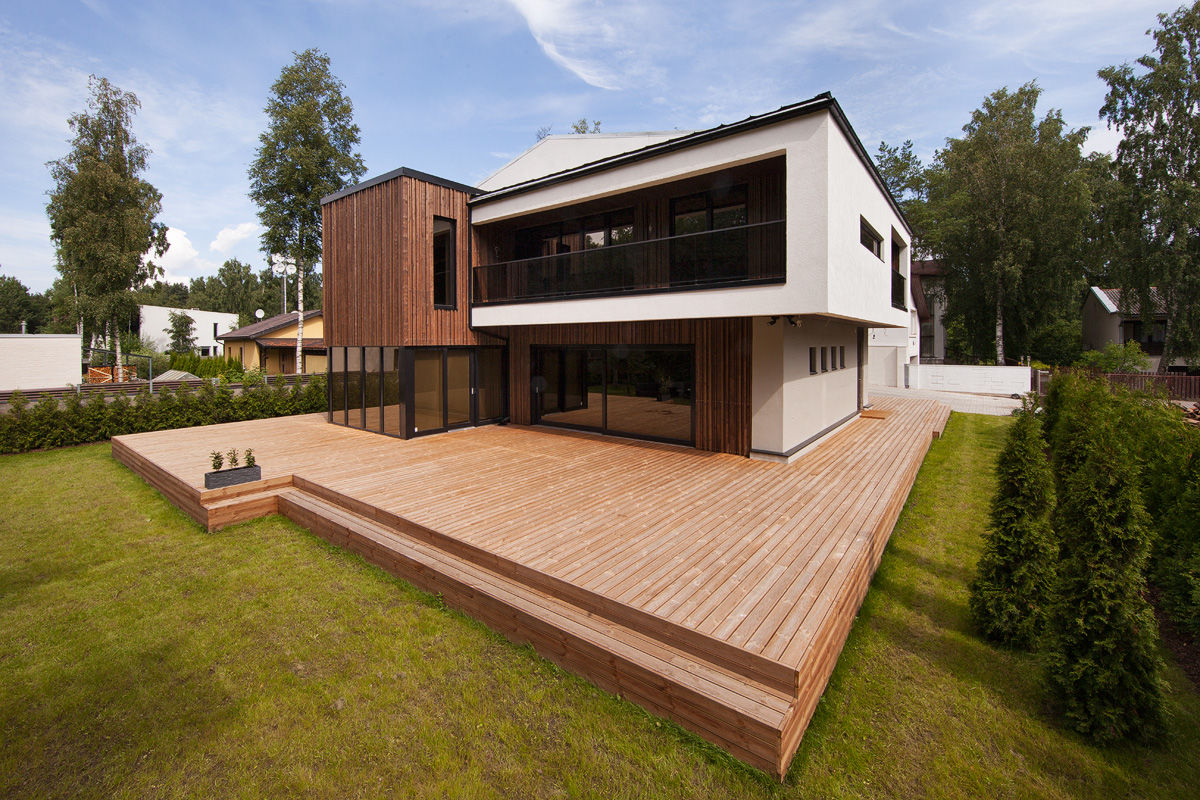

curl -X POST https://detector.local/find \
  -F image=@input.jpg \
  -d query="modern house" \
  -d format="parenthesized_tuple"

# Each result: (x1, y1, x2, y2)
(868, 258, 942, 387)
(1081, 286, 1183, 372)
(321, 93, 912, 462)
(218, 310, 326, 375)
(139, 304, 238, 357)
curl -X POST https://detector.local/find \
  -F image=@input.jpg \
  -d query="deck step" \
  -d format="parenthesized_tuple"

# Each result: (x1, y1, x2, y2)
(288, 474, 799, 696)
(276, 487, 795, 776)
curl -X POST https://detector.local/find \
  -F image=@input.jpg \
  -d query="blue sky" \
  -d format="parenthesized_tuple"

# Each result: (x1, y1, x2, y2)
(0, 0, 1171, 292)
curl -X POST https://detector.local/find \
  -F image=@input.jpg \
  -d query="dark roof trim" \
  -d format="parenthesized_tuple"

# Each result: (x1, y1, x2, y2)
(321, 167, 481, 205)
(468, 93, 912, 236)
(218, 309, 322, 340)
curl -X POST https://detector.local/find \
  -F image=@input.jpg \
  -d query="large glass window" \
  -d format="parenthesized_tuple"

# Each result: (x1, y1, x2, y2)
(382, 347, 404, 435)
(364, 346, 382, 431)
(670, 185, 748, 285)
(346, 347, 364, 428)
(446, 350, 471, 428)
(477, 347, 505, 422)
(413, 350, 443, 433)
(533, 345, 693, 445)
(433, 217, 456, 308)
(329, 347, 346, 424)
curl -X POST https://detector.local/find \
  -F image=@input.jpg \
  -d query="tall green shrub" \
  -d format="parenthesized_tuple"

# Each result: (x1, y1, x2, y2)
(970, 397, 1056, 648)
(1044, 391, 1165, 743)
(1157, 438, 1200, 635)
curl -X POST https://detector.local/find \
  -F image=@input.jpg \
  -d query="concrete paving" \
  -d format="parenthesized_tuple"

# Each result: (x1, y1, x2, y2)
(868, 383, 1022, 416)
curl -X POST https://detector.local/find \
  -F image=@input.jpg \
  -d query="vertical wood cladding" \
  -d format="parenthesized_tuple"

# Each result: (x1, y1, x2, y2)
(502, 318, 751, 456)
(323, 175, 477, 347)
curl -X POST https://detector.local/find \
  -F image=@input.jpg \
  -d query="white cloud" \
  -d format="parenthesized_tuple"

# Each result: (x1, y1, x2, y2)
(210, 222, 260, 254)
(154, 228, 218, 284)
(505, 0, 674, 90)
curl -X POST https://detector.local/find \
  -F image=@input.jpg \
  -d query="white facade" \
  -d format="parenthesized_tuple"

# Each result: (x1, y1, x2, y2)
(868, 308, 919, 388)
(0, 334, 81, 391)
(471, 109, 910, 332)
(139, 305, 238, 356)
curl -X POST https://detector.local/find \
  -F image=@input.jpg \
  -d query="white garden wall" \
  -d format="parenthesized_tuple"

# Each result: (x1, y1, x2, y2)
(0, 334, 81, 390)
(906, 364, 1029, 395)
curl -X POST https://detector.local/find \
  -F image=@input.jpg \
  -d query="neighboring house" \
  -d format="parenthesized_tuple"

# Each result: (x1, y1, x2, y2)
(1081, 286, 1181, 372)
(139, 305, 238, 357)
(218, 310, 326, 375)
(320, 93, 912, 461)
(0, 334, 81, 390)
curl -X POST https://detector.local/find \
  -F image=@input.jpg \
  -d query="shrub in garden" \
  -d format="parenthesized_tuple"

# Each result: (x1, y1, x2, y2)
(970, 396, 1057, 648)
(0, 372, 328, 454)
(1156, 439, 1200, 636)
(1044, 390, 1165, 744)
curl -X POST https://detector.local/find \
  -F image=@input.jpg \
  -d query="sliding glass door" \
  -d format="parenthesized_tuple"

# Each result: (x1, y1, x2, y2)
(328, 346, 505, 438)
(532, 345, 694, 445)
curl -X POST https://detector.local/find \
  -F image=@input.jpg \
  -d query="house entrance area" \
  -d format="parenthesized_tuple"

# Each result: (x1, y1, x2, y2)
(328, 345, 505, 438)
(531, 345, 694, 445)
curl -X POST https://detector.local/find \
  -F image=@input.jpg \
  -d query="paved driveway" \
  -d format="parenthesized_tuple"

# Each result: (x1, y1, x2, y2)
(869, 384, 1022, 416)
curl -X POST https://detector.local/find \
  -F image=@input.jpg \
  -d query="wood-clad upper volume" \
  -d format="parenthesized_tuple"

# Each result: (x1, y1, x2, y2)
(322, 170, 480, 348)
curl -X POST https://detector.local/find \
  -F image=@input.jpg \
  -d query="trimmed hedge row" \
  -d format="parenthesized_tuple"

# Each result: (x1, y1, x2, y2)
(972, 372, 1199, 744)
(0, 373, 327, 454)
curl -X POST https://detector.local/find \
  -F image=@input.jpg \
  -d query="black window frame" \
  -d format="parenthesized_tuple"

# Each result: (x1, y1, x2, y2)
(860, 217, 883, 259)
(433, 216, 457, 310)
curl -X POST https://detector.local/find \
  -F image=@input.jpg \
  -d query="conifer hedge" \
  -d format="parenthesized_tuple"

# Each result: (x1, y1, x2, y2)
(1044, 390, 1165, 743)
(0, 374, 327, 454)
(969, 396, 1056, 649)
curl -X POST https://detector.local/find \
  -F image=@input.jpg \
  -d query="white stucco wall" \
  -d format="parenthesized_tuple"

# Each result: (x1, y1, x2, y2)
(478, 132, 691, 191)
(0, 334, 81, 391)
(471, 110, 909, 330)
(907, 364, 1030, 395)
(751, 316, 860, 459)
(140, 305, 239, 355)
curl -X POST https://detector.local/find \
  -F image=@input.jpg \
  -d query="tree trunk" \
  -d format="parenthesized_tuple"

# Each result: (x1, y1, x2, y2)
(995, 277, 1005, 365)
(296, 261, 304, 375)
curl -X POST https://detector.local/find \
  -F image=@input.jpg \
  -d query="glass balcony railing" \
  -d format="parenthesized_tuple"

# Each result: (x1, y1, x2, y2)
(472, 219, 785, 305)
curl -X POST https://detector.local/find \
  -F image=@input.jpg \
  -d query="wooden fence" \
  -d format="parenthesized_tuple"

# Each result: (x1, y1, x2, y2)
(1102, 372, 1200, 401)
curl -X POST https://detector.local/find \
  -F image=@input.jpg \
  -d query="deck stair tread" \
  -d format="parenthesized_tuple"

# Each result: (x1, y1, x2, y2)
(277, 487, 795, 766)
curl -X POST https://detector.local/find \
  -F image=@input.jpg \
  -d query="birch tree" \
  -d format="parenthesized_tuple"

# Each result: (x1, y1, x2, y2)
(1100, 1, 1200, 370)
(46, 75, 168, 377)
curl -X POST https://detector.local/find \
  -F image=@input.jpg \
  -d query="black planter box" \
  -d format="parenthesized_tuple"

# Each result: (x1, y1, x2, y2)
(204, 464, 262, 490)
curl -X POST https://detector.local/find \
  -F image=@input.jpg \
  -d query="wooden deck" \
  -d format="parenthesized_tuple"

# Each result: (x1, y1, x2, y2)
(111, 394, 950, 779)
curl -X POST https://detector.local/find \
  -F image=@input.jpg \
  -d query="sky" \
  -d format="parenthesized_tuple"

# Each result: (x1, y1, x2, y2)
(0, 0, 1174, 293)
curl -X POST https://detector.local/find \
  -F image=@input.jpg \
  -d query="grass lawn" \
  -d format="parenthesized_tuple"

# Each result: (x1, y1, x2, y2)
(1, 413, 1198, 798)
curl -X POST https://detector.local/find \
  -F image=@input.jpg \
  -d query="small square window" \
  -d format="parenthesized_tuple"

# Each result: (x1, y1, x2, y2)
(809, 347, 817, 375)
(860, 217, 883, 259)
(840, 345, 846, 369)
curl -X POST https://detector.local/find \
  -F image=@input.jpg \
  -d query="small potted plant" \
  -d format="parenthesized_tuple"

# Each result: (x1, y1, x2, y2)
(204, 446, 262, 489)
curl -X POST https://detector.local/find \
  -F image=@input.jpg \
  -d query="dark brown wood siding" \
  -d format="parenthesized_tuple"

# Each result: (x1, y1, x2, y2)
(500, 318, 751, 456)
(323, 175, 476, 347)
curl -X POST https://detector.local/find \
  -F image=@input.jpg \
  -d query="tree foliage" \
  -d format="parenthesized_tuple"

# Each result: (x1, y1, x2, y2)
(1075, 341, 1150, 373)
(46, 75, 168, 360)
(922, 83, 1094, 365)
(165, 310, 196, 354)
(570, 118, 602, 134)
(0, 274, 50, 333)
(970, 396, 1057, 649)
(248, 48, 365, 275)
(1100, 2, 1200, 370)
